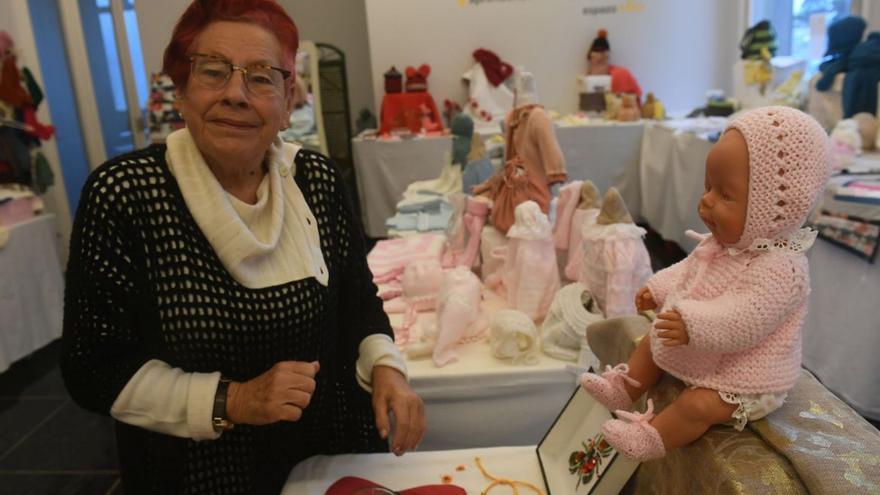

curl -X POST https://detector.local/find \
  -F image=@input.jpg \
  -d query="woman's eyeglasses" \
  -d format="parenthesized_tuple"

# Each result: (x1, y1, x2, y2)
(188, 53, 291, 97)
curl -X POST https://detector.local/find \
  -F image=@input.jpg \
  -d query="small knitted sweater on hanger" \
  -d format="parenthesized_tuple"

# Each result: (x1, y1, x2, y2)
(61, 145, 390, 494)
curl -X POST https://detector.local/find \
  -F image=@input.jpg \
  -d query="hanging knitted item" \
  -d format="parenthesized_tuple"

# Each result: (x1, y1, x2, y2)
(0, 56, 32, 108)
(739, 20, 777, 60)
(22, 106, 55, 141)
(32, 151, 54, 194)
(21, 67, 43, 108)
(473, 48, 514, 87)
(384, 65, 402, 94)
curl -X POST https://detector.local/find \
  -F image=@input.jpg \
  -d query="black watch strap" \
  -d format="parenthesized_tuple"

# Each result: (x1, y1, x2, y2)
(212, 378, 234, 432)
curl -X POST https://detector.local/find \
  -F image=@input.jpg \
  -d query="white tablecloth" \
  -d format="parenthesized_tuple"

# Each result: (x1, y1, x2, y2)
(354, 123, 645, 238)
(283, 445, 542, 494)
(391, 289, 580, 451)
(639, 121, 716, 251)
(0, 214, 64, 372)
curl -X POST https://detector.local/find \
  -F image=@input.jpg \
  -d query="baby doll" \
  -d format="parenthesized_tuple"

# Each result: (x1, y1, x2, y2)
(579, 106, 830, 461)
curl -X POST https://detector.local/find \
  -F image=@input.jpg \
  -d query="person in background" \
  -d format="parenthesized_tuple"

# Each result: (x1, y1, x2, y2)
(587, 28, 642, 102)
(61, 1, 424, 492)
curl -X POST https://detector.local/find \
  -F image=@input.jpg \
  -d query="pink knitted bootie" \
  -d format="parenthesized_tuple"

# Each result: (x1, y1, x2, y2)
(579, 364, 640, 412)
(601, 399, 666, 461)
(457, 197, 490, 268)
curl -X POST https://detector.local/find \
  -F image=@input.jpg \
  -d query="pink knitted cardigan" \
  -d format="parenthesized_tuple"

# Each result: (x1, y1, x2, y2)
(646, 107, 830, 395)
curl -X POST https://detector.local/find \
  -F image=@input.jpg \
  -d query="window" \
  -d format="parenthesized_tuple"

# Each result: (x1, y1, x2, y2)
(751, 0, 853, 74)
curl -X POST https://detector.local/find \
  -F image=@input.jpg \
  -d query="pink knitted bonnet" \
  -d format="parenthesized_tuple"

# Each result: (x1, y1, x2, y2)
(725, 106, 831, 249)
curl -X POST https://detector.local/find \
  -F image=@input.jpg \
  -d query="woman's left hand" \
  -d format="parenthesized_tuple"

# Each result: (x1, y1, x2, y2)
(371, 366, 426, 456)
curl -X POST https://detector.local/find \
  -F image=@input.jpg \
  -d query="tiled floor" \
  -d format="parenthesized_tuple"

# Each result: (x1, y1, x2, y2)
(0, 341, 121, 495)
(3, 232, 878, 494)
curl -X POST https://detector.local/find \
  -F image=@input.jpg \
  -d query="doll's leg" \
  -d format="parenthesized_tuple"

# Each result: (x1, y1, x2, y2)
(601, 387, 736, 461)
(579, 334, 662, 411)
(649, 387, 737, 451)
(622, 334, 663, 400)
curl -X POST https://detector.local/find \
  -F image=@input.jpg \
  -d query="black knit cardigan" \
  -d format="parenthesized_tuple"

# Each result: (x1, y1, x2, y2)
(61, 145, 391, 494)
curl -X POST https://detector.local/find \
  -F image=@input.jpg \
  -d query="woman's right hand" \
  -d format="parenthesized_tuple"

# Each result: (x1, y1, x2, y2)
(226, 361, 319, 426)
(635, 287, 657, 311)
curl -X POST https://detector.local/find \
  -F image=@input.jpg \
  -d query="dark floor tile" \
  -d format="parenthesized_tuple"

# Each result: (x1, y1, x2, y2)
(0, 340, 65, 399)
(0, 401, 117, 471)
(0, 398, 66, 458)
(0, 473, 117, 495)
(107, 477, 124, 495)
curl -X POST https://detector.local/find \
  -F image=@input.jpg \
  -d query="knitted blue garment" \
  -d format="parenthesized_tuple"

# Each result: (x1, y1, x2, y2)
(817, 16, 866, 92)
(462, 157, 495, 195)
(843, 32, 880, 117)
(61, 145, 390, 493)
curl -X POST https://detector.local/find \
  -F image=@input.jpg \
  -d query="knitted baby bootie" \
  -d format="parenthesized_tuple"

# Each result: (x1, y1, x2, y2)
(579, 363, 640, 412)
(601, 399, 666, 461)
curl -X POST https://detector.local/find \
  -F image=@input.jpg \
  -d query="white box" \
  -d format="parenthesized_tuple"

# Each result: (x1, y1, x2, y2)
(536, 386, 639, 494)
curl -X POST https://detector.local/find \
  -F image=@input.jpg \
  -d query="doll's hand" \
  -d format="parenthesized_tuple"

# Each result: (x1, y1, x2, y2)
(635, 287, 658, 311)
(654, 310, 689, 346)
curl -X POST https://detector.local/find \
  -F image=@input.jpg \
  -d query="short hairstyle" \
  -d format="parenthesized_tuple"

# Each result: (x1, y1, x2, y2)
(162, 0, 299, 89)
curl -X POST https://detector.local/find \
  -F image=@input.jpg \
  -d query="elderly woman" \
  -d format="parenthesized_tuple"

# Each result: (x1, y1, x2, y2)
(61, 1, 424, 492)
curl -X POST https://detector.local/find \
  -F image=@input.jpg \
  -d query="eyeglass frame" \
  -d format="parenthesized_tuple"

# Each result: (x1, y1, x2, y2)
(187, 52, 292, 96)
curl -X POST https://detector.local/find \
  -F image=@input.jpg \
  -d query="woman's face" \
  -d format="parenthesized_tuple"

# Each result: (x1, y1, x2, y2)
(589, 50, 609, 67)
(699, 129, 750, 245)
(178, 21, 292, 170)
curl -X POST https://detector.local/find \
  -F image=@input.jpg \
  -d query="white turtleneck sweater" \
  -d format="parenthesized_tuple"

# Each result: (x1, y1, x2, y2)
(110, 129, 406, 440)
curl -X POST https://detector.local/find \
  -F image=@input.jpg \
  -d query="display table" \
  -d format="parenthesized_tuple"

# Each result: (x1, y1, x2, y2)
(283, 445, 542, 494)
(555, 121, 644, 213)
(390, 289, 579, 451)
(639, 120, 724, 251)
(802, 169, 880, 421)
(0, 214, 64, 372)
(353, 135, 452, 238)
(354, 122, 645, 238)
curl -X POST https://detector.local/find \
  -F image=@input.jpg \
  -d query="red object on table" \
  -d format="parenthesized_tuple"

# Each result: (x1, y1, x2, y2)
(379, 92, 442, 135)
(324, 476, 466, 495)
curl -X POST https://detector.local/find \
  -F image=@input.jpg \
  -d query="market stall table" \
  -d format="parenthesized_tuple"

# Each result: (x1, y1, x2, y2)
(639, 119, 727, 250)
(390, 289, 580, 451)
(0, 214, 64, 372)
(802, 169, 880, 421)
(354, 121, 646, 238)
(283, 446, 542, 494)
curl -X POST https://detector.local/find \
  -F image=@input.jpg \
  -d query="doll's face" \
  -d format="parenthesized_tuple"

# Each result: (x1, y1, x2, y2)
(699, 129, 749, 245)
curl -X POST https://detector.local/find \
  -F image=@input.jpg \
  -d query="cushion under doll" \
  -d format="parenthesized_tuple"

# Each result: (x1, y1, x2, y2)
(578, 106, 831, 461)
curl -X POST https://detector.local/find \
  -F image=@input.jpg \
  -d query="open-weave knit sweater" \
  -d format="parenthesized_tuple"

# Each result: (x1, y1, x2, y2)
(61, 144, 391, 494)
(645, 235, 809, 394)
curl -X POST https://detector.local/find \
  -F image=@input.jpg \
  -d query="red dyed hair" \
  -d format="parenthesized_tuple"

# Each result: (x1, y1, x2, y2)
(162, 0, 299, 89)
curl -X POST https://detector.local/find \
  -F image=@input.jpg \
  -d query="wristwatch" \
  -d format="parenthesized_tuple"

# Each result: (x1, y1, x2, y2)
(212, 378, 235, 432)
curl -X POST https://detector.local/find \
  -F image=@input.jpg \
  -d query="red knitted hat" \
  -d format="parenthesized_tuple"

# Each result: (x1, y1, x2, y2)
(405, 64, 431, 92)
(726, 106, 831, 249)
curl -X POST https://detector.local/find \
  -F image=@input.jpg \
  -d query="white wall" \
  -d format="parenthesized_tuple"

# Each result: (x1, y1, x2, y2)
(135, 0, 375, 128)
(365, 0, 745, 116)
(0, 0, 72, 263)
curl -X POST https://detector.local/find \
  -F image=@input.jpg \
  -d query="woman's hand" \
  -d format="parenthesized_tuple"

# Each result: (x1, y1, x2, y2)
(371, 366, 426, 456)
(635, 286, 657, 311)
(226, 361, 319, 426)
(654, 311, 689, 346)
